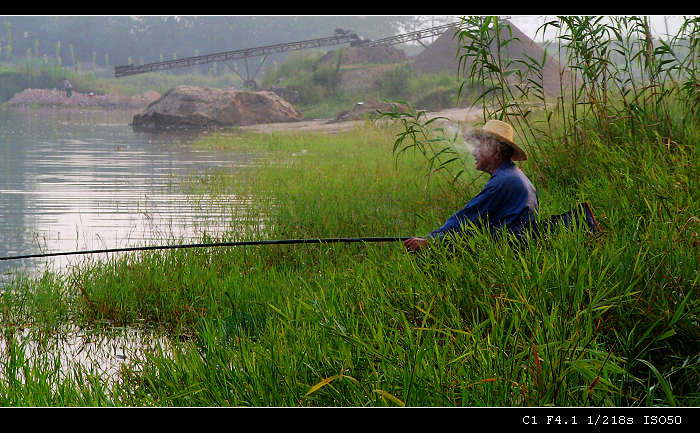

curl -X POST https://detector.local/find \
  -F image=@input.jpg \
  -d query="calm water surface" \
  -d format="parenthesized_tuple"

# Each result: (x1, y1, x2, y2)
(0, 107, 266, 383)
(0, 108, 260, 281)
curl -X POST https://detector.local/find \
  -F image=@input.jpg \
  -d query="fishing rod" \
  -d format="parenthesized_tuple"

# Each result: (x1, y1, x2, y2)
(0, 237, 411, 262)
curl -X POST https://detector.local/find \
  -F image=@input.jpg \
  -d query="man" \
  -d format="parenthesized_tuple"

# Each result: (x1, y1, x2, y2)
(63, 79, 72, 98)
(404, 119, 538, 252)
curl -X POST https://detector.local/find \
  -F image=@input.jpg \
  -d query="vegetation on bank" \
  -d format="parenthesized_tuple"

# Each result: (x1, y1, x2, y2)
(0, 60, 244, 106)
(0, 54, 465, 119)
(260, 50, 469, 118)
(0, 103, 697, 405)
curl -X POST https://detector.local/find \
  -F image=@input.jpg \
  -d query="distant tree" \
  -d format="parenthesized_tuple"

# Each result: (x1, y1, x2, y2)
(0, 16, 424, 71)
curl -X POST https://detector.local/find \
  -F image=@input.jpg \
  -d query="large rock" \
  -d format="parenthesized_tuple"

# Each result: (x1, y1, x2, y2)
(131, 85, 303, 131)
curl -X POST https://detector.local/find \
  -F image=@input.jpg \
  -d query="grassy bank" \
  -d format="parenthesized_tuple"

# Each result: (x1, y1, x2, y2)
(0, 104, 697, 405)
(260, 50, 472, 118)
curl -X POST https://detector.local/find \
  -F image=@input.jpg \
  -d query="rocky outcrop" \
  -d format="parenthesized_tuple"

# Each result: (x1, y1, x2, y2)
(131, 85, 304, 131)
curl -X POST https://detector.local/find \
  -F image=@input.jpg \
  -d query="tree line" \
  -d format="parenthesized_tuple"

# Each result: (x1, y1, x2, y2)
(0, 16, 442, 70)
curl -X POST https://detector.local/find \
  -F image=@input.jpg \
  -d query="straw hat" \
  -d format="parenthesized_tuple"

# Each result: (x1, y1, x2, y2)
(470, 119, 527, 161)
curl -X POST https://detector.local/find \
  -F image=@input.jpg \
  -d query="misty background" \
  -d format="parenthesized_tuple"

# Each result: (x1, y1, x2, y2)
(0, 16, 458, 74)
(0, 15, 687, 79)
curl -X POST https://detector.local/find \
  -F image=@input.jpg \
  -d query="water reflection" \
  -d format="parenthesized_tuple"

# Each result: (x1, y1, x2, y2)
(0, 325, 171, 388)
(0, 108, 260, 280)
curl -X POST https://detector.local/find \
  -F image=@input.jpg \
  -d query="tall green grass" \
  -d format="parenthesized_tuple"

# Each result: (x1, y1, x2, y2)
(1, 114, 695, 405)
(374, 14, 699, 406)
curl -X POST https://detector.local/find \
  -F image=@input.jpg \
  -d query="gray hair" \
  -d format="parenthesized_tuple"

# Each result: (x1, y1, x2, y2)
(470, 134, 515, 160)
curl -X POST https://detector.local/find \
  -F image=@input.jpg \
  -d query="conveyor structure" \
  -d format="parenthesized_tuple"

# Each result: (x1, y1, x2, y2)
(114, 22, 460, 87)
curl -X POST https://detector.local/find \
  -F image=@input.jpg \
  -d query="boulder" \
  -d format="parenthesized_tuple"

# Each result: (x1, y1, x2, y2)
(131, 85, 303, 131)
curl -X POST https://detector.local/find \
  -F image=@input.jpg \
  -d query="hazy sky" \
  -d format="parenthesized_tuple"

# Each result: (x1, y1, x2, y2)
(422, 15, 693, 41)
(508, 15, 691, 41)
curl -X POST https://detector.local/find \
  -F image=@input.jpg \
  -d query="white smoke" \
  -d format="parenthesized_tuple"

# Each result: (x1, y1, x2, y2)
(440, 121, 477, 163)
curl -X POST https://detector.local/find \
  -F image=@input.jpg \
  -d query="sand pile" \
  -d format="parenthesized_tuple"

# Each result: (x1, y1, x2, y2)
(412, 19, 577, 96)
(318, 45, 407, 65)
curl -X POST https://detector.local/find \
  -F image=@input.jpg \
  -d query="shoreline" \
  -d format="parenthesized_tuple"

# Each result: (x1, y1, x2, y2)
(3, 88, 161, 110)
(240, 106, 483, 134)
(4, 90, 484, 135)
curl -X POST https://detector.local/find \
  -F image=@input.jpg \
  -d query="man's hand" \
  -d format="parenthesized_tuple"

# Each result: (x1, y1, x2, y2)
(403, 237, 428, 252)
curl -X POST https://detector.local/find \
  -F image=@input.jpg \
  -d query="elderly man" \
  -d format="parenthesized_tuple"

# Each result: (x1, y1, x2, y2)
(404, 119, 539, 252)
(63, 79, 73, 98)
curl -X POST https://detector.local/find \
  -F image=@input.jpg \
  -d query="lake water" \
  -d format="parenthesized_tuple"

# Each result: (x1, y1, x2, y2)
(0, 108, 260, 282)
(0, 107, 267, 383)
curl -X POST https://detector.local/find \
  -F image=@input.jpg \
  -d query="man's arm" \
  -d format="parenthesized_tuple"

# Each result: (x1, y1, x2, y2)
(427, 182, 501, 240)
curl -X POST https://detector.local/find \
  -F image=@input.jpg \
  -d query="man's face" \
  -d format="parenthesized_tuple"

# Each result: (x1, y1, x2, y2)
(472, 139, 498, 172)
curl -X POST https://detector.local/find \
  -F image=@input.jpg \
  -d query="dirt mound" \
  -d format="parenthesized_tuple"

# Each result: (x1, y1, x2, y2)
(412, 19, 577, 96)
(5, 88, 161, 109)
(338, 64, 397, 93)
(132, 85, 303, 131)
(319, 45, 407, 65)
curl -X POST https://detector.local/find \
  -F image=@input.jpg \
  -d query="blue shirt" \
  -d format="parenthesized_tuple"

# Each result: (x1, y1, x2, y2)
(428, 160, 538, 240)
